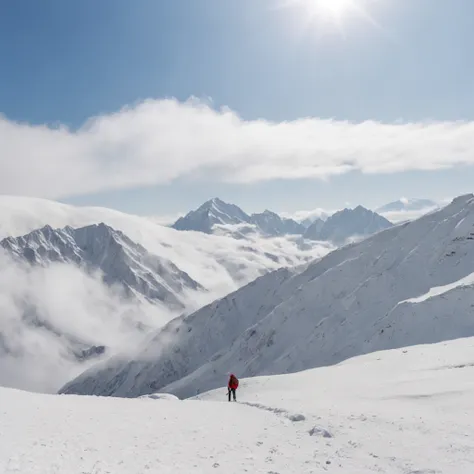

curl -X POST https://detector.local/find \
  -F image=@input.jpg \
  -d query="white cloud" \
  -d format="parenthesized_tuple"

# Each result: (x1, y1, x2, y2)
(280, 208, 334, 223)
(379, 207, 439, 223)
(146, 213, 184, 226)
(2, 98, 474, 198)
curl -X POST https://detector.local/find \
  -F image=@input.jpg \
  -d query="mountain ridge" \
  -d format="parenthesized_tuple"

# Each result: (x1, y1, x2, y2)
(1, 222, 204, 310)
(172, 197, 393, 243)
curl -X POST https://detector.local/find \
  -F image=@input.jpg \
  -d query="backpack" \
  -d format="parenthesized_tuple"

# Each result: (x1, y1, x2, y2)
(229, 375, 239, 388)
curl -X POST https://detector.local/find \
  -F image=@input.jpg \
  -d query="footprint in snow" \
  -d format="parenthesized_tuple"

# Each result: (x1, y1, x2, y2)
(289, 413, 306, 422)
(308, 426, 333, 438)
(407, 470, 440, 474)
(240, 401, 306, 422)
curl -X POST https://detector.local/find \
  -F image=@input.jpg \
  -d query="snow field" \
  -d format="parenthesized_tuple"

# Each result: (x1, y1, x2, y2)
(1, 388, 321, 474)
(197, 337, 474, 473)
(4, 338, 474, 473)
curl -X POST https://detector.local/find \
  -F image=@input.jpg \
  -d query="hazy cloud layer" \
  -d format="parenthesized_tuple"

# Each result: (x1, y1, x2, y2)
(282, 203, 446, 225)
(280, 208, 333, 223)
(378, 207, 440, 223)
(0, 251, 173, 393)
(2, 98, 474, 198)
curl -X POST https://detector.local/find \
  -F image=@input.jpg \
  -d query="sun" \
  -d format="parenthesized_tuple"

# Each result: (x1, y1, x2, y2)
(273, 0, 381, 37)
(307, 0, 356, 22)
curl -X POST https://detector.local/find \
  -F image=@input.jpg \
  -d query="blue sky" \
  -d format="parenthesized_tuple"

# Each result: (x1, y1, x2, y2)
(1, 0, 474, 217)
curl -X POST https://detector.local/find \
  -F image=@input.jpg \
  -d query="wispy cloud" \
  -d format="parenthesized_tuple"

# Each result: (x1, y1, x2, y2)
(378, 207, 440, 224)
(2, 98, 474, 199)
(146, 213, 184, 226)
(280, 208, 333, 223)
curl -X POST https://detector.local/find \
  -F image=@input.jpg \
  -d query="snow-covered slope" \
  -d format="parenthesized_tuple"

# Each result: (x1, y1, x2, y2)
(61, 194, 474, 399)
(6, 338, 474, 473)
(304, 205, 393, 244)
(302, 217, 325, 240)
(1, 223, 203, 310)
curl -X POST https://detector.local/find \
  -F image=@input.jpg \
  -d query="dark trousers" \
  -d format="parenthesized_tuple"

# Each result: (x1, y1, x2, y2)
(228, 388, 236, 401)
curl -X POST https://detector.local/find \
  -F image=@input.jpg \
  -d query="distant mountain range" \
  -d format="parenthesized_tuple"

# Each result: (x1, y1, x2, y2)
(172, 198, 305, 237)
(303, 205, 392, 244)
(172, 197, 393, 245)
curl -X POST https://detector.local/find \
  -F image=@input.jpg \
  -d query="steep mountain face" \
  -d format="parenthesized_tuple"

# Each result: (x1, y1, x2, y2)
(298, 211, 331, 228)
(376, 198, 439, 213)
(60, 194, 474, 399)
(249, 210, 305, 236)
(0, 223, 207, 392)
(302, 218, 325, 240)
(1, 223, 203, 310)
(172, 198, 251, 234)
(304, 206, 393, 244)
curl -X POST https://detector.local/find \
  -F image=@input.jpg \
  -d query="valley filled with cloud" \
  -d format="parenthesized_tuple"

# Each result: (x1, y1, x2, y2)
(0, 195, 334, 393)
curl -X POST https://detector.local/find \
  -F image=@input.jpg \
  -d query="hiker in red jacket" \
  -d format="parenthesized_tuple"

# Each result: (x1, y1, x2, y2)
(228, 373, 239, 402)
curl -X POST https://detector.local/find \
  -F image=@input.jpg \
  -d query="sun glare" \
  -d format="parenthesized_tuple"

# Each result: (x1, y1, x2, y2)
(307, 0, 356, 22)
(276, 0, 381, 35)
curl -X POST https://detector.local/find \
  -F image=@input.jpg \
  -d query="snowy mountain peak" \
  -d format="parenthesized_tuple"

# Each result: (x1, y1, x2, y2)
(172, 198, 251, 233)
(1, 223, 204, 309)
(197, 197, 226, 211)
(304, 206, 392, 244)
(173, 198, 306, 237)
(249, 210, 305, 237)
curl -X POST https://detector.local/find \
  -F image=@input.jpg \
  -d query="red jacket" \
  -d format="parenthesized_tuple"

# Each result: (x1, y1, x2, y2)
(228, 375, 239, 389)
